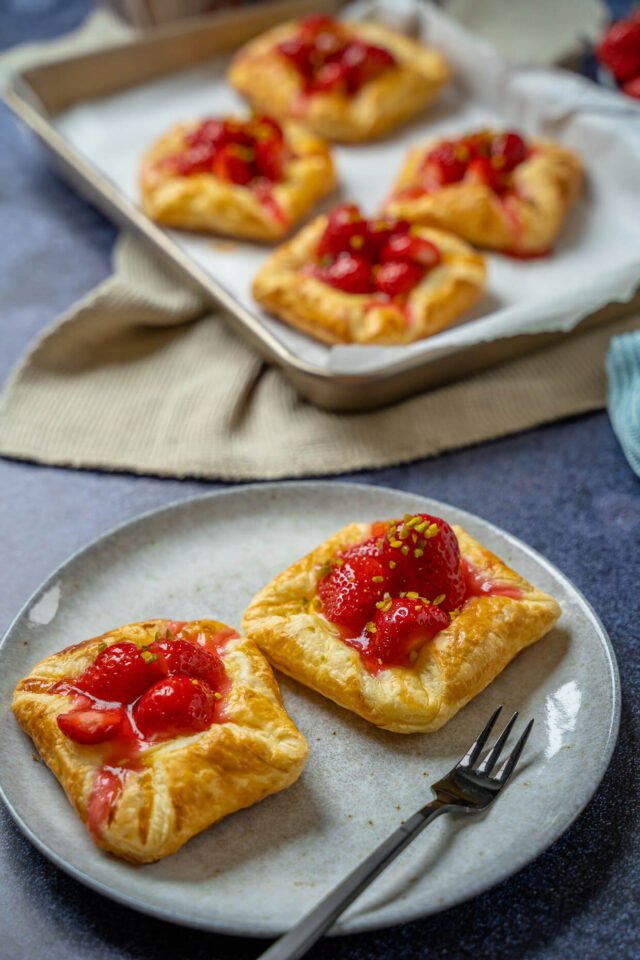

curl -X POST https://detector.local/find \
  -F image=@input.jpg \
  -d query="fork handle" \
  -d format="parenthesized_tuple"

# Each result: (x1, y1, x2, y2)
(256, 802, 451, 960)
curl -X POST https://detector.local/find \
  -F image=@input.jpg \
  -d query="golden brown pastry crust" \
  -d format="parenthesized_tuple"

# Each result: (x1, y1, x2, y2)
(12, 619, 308, 863)
(385, 137, 583, 254)
(242, 524, 561, 733)
(227, 20, 449, 143)
(252, 217, 486, 345)
(140, 120, 336, 241)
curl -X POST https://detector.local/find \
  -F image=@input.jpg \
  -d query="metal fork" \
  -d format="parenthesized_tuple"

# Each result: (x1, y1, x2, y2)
(257, 706, 533, 960)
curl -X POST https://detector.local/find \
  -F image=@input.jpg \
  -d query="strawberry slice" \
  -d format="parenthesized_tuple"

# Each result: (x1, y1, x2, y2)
(343, 41, 395, 92)
(422, 142, 468, 185)
(380, 233, 441, 269)
(148, 638, 225, 690)
(134, 675, 216, 740)
(366, 217, 410, 257)
(368, 597, 450, 664)
(277, 37, 314, 78)
(465, 156, 508, 193)
(374, 260, 423, 297)
(175, 144, 215, 176)
(317, 550, 392, 633)
(491, 131, 527, 172)
(380, 513, 466, 611)
(254, 135, 286, 182)
(57, 708, 123, 745)
(212, 144, 254, 184)
(77, 641, 156, 704)
(317, 204, 371, 259)
(311, 59, 349, 94)
(321, 253, 373, 294)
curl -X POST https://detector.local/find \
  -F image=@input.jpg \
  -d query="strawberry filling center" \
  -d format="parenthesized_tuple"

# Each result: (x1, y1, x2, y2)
(316, 514, 522, 673)
(164, 115, 290, 189)
(50, 622, 234, 835)
(277, 15, 396, 96)
(418, 130, 529, 195)
(303, 203, 442, 301)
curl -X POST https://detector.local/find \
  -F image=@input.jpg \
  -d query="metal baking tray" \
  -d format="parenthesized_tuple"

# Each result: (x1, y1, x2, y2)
(5, 1, 639, 411)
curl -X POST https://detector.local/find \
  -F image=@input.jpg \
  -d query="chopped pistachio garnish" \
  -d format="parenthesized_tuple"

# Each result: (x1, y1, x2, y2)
(390, 539, 402, 549)
(372, 575, 384, 583)
(318, 558, 333, 579)
(414, 548, 424, 558)
(97, 642, 107, 653)
(141, 650, 158, 664)
(335, 558, 345, 567)
(426, 523, 439, 539)
(401, 545, 409, 556)
(389, 560, 396, 569)
(406, 591, 419, 599)
(433, 593, 446, 605)
(366, 621, 377, 633)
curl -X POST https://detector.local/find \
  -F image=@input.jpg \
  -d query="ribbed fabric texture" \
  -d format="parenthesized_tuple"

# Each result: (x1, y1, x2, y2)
(606, 331, 640, 478)
(1, 232, 639, 481)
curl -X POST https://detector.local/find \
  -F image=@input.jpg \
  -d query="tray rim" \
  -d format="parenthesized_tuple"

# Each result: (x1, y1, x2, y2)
(4, 5, 639, 410)
(0, 480, 621, 936)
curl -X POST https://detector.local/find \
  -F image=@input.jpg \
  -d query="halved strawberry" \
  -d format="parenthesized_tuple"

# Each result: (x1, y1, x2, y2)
(148, 638, 225, 690)
(465, 156, 507, 193)
(596, 19, 640, 82)
(311, 59, 349, 94)
(342, 40, 395, 92)
(368, 597, 450, 664)
(380, 513, 466, 610)
(317, 550, 392, 633)
(422, 142, 468, 185)
(317, 204, 370, 259)
(366, 217, 410, 257)
(374, 260, 422, 297)
(78, 641, 156, 704)
(134, 675, 216, 740)
(254, 135, 286, 182)
(212, 144, 254, 184)
(322, 253, 373, 294)
(491, 131, 527, 172)
(57, 708, 123, 745)
(277, 37, 314, 78)
(299, 15, 338, 41)
(175, 143, 215, 176)
(380, 233, 441, 269)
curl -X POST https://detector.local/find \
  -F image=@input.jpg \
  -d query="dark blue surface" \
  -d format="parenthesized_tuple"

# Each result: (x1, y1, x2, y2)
(1, 3, 639, 959)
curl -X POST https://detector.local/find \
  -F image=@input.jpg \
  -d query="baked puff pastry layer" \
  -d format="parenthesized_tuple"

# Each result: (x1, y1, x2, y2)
(385, 134, 583, 255)
(12, 619, 308, 863)
(140, 119, 336, 241)
(252, 215, 486, 345)
(242, 524, 561, 734)
(227, 19, 449, 143)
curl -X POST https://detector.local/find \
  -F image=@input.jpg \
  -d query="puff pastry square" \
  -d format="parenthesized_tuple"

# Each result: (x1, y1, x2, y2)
(385, 130, 583, 255)
(140, 115, 336, 241)
(242, 520, 561, 734)
(12, 619, 308, 862)
(252, 207, 486, 345)
(227, 16, 449, 143)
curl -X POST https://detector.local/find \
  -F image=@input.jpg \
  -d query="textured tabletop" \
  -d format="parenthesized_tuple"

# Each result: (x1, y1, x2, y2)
(1, 3, 639, 959)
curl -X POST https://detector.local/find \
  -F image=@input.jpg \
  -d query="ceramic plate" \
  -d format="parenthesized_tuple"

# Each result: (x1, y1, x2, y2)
(0, 482, 620, 936)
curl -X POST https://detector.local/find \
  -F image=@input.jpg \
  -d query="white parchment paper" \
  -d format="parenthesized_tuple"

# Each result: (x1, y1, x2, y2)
(54, 0, 640, 376)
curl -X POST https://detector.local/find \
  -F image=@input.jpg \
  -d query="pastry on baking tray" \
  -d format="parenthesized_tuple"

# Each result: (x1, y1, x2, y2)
(12, 619, 308, 863)
(227, 14, 449, 142)
(384, 129, 583, 256)
(140, 114, 336, 241)
(242, 515, 560, 733)
(252, 203, 486, 345)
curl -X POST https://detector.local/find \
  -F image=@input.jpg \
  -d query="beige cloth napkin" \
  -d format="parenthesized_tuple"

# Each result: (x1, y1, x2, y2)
(1, 7, 638, 481)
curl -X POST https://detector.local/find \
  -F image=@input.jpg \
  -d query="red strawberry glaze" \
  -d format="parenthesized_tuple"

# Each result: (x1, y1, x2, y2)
(316, 515, 523, 673)
(50, 624, 235, 836)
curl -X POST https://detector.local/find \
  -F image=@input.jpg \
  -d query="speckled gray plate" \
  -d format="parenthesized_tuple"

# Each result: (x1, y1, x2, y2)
(0, 482, 620, 936)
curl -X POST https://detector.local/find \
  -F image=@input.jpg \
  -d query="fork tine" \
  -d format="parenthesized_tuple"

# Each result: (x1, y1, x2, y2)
(495, 718, 535, 784)
(476, 711, 518, 775)
(457, 705, 503, 769)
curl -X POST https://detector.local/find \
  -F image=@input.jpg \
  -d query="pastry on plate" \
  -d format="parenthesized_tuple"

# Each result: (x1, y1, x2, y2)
(384, 129, 583, 256)
(252, 202, 486, 345)
(140, 114, 336, 241)
(227, 14, 449, 142)
(242, 514, 561, 733)
(12, 619, 308, 862)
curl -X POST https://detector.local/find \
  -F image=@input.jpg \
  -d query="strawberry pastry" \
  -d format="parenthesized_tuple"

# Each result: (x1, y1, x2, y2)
(243, 515, 560, 732)
(140, 113, 335, 241)
(385, 129, 583, 256)
(12, 619, 307, 861)
(228, 14, 449, 142)
(252, 203, 485, 344)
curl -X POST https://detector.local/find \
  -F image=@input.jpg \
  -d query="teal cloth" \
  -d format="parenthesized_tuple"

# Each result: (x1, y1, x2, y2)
(607, 330, 640, 477)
